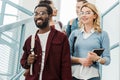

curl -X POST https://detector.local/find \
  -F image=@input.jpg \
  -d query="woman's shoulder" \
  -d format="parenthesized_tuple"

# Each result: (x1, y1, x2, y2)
(101, 30, 109, 36)
(70, 29, 80, 37)
(72, 28, 81, 33)
(97, 30, 109, 40)
(95, 30, 108, 36)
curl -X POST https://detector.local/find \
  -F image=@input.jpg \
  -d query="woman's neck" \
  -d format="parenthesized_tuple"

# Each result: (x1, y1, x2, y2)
(84, 23, 94, 33)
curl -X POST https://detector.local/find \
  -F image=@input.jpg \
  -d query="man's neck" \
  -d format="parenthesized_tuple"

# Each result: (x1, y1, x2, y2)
(38, 26, 50, 34)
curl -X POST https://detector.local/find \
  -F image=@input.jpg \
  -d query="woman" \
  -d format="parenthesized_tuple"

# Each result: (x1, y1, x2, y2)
(69, 3, 111, 80)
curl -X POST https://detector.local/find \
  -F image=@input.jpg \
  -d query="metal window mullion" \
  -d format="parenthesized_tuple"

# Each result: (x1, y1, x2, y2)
(0, 0, 7, 25)
(7, 0, 33, 16)
(16, 24, 26, 75)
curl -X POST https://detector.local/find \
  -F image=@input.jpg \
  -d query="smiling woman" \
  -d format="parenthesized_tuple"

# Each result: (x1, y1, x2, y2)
(62, 0, 119, 80)
(69, 2, 111, 80)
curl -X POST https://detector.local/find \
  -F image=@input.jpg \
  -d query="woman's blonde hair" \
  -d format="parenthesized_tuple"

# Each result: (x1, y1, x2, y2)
(79, 3, 101, 33)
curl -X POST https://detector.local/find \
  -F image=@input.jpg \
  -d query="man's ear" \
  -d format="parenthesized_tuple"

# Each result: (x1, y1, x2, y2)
(48, 14, 52, 19)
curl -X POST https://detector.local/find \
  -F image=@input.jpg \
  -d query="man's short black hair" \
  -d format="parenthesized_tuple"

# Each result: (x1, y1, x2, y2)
(34, 3, 53, 15)
(39, 0, 52, 5)
(77, 0, 87, 3)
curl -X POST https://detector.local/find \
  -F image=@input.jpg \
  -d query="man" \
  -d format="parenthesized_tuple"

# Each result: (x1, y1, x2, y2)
(39, 0, 63, 32)
(20, 3, 72, 80)
(66, 0, 87, 37)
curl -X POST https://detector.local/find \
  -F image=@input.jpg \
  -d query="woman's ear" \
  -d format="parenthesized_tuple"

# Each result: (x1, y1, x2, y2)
(93, 14, 97, 19)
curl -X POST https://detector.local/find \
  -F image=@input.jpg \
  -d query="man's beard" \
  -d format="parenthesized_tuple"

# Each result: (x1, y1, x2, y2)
(35, 19, 49, 29)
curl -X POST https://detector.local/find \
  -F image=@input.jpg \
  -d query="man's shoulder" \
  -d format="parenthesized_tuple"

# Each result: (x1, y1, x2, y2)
(57, 21, 63, 28)
(69, 18, 78, 25)
(53, 29, 67, 40)
(55, 30, 66, 37)
(69, 19, 75, 25)
(24, 35, 32, 43)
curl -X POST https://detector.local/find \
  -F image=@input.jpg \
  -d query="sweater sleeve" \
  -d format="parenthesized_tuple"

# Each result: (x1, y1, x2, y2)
(101, 31, 111, 65)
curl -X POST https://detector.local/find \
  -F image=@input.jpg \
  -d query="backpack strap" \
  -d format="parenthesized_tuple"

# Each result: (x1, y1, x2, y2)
(69, 19, 74, 25)
(30, 34, 35, 53)
(58, 21, 63, 29)
(30, 34, 35, 75)
(72, 31, 79, 56)
(68, 19, 75, 36)
(72, 36, 77, 56)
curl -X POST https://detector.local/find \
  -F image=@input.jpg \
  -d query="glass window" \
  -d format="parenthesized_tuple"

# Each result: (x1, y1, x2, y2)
(103, 4, 120, 46)
(5, 4, 18, 15)
(0, 45, 10, 74)
(96, 0, 118, 13)
(102, 47, 120, 80)
(60, 0, 76, 25)
(9, 0, 19, 4)
(101, 4, 120, 80)
(0, 0, 19, 79)
(3, 16, 17, 25)
(0, 1, 2, 12)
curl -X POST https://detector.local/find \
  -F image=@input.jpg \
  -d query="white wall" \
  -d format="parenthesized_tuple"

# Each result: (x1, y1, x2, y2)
(52, 0, 61, 21)
(18, 0, 38, 39)
(18, 0, 38, 20)
(101, 3, 120, 80)
(60, 0, 96, 26)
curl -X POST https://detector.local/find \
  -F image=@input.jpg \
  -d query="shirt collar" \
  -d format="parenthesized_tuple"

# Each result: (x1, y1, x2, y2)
(80, 26, 95, 33)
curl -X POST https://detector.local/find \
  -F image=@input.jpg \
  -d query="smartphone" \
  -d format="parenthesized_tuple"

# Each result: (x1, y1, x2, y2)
(92, 48, 104, 56)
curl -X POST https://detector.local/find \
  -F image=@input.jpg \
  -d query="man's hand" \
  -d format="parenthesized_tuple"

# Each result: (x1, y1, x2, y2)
(27, 54, 35, 64)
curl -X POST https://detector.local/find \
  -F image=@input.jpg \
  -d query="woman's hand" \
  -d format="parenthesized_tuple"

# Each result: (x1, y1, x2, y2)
(79, 58, 93, 67)
(87, 52, 100, 62)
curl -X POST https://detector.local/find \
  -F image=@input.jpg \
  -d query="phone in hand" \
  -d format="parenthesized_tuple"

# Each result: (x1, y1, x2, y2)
(92, 48, 104, 56)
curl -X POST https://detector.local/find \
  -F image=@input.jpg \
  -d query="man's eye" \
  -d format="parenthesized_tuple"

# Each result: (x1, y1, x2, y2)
(40, 12, 47, 15)
(39, 12, 44, 15)
(34, 11, 47, 16)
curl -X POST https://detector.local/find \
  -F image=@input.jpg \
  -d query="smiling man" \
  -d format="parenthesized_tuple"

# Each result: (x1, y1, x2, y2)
(20, 3, 72, 80)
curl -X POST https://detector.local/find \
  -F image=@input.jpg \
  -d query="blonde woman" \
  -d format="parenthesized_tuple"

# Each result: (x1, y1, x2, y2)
(69, 3, 110, 80)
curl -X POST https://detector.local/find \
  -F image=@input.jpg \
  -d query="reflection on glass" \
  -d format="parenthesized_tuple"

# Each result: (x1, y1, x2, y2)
(0, 1, 2, 12)
(5, 4, 18, 15)
(9, 0, 19, 4)
(3, 16, 17, 25)
(96, 0, 118, 13)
